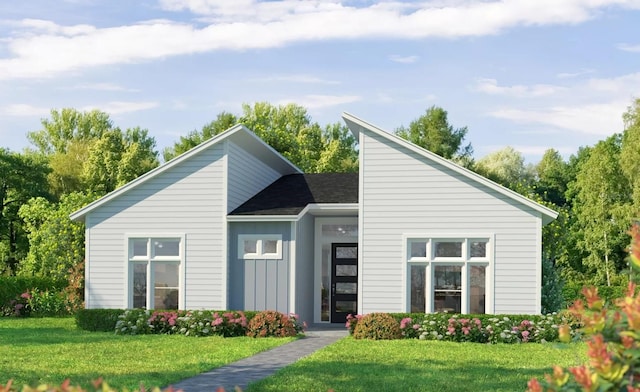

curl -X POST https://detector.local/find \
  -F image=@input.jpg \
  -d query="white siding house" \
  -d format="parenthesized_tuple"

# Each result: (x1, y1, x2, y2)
(71, 115, 557, 322)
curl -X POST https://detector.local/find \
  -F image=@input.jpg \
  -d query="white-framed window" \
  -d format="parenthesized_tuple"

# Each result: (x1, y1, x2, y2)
(128, 237, 183, 310)
(407, 237, 491, 314)
(238, 234, 282, 259)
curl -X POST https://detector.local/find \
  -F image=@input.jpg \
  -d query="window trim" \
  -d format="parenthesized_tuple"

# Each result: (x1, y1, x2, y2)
(403, 234, 493, 314)
(238, 234, 283, 260)
(125, 234, 185, 310)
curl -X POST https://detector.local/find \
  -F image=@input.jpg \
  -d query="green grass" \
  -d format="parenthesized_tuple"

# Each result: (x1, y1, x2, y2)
(0, 317, 293, 390)
(247, 338, 587, 392)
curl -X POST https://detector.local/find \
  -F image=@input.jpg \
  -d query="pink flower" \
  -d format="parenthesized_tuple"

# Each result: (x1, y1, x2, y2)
(447, 326, 456, 334)
(400, 318, 412, 329)
(20, 292, 31, 299)
(169, 318, 176, 326)
(413, 324, 420, 330)
(212, 317, 223, 326)
(462, 327, 470, 335)
(521, 330, 530, 342)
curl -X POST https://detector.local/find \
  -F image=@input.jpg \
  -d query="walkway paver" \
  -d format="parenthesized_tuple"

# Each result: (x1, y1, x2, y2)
(168, 329, 347, 392)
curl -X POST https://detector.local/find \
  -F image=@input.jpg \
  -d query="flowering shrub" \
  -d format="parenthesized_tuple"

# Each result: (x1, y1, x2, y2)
(246, 310, 305, 338)
(418, 313, 573, 344)
(526, 223, 640, 391)
(148, 311, 181, 334)
(115, 309, 152, 335)
(346, 313, 363, 335)
(400, 317, 421, 339)
(0, 292, 32, 317)
(26, 288, 70, 316)
(353, 313, 402, 340)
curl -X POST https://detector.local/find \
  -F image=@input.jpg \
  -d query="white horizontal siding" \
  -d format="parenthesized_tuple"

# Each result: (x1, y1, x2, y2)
(359, 131, 542, 314)
(85, 144, 226, 309)
(227, 140, 281, 213)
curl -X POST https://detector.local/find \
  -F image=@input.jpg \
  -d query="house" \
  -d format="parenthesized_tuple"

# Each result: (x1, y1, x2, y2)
(70, 113, 558, 324)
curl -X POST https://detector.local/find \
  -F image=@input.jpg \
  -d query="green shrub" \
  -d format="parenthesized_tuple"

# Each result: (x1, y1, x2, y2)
(246, 310, 305, 337)
(75, 309, 125, 332)
(0, 276, 66, 316)
(353, 312, 402, 340)
(27, 288, 70, 317)
(0, 378, 182, 391)
(562, 282, 626, 305)
(114, 309, 152, 335)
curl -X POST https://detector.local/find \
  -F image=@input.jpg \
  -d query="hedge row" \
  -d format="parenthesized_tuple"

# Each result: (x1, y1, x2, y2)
(75, 309, 264, 332)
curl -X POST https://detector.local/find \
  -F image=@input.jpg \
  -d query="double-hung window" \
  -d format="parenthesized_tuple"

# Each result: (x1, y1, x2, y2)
(407, 237, 490, 314)
(128, 237, 182, 309)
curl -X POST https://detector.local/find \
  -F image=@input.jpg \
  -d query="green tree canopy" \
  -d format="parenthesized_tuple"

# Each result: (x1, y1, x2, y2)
(394, 106, 473, 164)
(0, 149, 50, 275)
(164, 102, 358, 173)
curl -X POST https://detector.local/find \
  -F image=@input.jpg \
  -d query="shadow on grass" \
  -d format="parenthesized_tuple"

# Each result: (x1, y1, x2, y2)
(247, 358, 558, 392)
(0, 327, 117, 345)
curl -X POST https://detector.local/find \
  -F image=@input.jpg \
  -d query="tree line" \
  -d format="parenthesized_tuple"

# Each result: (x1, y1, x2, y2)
(1, 100, 639, 304)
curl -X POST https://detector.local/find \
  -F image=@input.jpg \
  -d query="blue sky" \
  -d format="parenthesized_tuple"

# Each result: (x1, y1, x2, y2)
(1, 0, 639, 163)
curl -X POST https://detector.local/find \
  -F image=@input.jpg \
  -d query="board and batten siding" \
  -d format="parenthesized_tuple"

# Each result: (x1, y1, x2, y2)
(85, 144, 226, 309)
(228, 222, 291, 313)
(226, 141, 281, 213)
(359, 131, 542, 314)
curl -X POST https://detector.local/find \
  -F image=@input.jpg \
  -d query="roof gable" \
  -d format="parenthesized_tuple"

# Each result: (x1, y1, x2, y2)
(70, 124, 301, 221)
(342, 112, 558, 225)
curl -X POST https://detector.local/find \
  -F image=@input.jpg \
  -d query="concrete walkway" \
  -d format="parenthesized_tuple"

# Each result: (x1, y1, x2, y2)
(169, 328, 347, 392)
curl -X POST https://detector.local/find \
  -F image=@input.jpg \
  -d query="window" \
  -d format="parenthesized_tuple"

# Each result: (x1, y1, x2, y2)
(128, 237, 182, 310)
(407, 237, 490, 314)
(238, 235, 282, 259)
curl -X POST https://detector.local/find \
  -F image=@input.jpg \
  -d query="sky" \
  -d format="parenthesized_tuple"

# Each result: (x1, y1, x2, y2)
(0, 0, 639, 164)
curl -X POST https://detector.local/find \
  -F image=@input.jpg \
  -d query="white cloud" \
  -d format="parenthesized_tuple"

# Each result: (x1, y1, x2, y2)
(389, 54, 419, 64)
(0, 104, 50, 116)
(71, 82, 139, 92)
(474, 78, 563, 98)
(81, 101, 159, 114)
(249, 74, 340, 84)
(277, 94, 361, 109)
(489, 101, 627, 136)
(2, 0, 639, 80)
(556, 68, 595, 79)
(617, 43, 640, 52)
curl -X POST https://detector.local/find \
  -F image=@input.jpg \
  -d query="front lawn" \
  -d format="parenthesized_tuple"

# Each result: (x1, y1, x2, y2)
(247, 338, 587, 392)
(0, 317, 293, 390)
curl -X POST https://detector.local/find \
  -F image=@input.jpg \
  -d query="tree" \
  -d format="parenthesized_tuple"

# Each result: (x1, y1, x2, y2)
(395, 106, 473, 164)
(572, 135, 633, 286)
(620, 98, 640, 206)
(164, 102, 359, 173)
(18, 192, 96, 279)
(0, 150, 50, 275)
(534, 149, 570, 207)
(82, 128, 159, 194)
(28, 108, 112, 155)
(474, 146, 534, 190)
(163, 112, 237, 161)
(29, 109, 159, 197)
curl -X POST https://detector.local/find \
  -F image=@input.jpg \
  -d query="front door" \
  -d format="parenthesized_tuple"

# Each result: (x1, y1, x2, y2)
(331, 243, 358, 323)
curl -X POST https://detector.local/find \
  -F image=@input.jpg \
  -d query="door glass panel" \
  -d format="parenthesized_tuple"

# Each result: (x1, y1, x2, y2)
(335, 301, 357, 313)
(336, 265, 357, 276)
(153, 239, 180, 257)
(154, 263, 179, 309)
(321, 244, 330, 321)
(336, 282, 357, 294)
(434, 241, 462, 258)
(410, 265, 426, 313)
(133, 263, 147, 308)
(433, 265, 461, 313)
(469, 265, 486, 314)
(336, 246, 357, 259)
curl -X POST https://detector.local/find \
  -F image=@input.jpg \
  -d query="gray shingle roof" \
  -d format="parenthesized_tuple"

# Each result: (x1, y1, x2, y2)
(230, 173, 358, 216)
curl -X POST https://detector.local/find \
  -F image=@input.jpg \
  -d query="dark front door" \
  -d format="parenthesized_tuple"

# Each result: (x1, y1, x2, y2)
(331, 243, 358, 323)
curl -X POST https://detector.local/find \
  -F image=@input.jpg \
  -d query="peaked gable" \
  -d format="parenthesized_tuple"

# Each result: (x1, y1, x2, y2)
(70, 124, 301, 221)
(342, 112, 558, 225)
